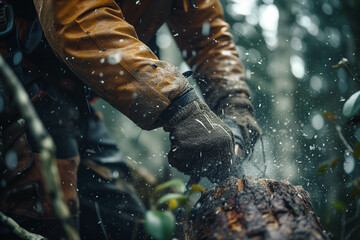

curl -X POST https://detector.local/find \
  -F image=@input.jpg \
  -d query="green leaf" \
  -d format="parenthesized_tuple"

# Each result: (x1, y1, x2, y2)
(150, 179, 186, 207)
(330, 157, 340, 169)
(354, 177, 360, 188)
(322, 112, 336, 122)
(343, 91, 360, 117)
(156, 193, 188, 207)
(353, 141, 360, 159)
(332, 201, 346, 212)
(189, 184, 205, 194)
(317, 162, 329, 175)
(350, 187, 360, 200)
(153, 179, 185, 195)
(350, 178, 360, 199)
(144, 210, 175, 240)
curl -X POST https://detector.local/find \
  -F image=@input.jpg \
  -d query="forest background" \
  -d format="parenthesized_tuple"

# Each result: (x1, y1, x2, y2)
(92, 1, 360, 239)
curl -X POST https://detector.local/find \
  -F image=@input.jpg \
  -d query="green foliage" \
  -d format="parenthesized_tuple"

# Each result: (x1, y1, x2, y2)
(317, 162, 329, 175)
(156, 193, 188, 206)
(350, 177, 360, 200)
(189, 184, 205, 194)
(144, 210, 175, 240)
(144, 179, 204, 240)
(343, 91, 360, 118)
(353, 142, 360, 160)
(322, 112, 337, 122)
(317, 157, 340, 175)
(332, 201, 346, 212)
(320, 58, 360, 239)
(330, 157, 340, 169)
(149, 179, 185, 207)
(153, 179, 186, 195)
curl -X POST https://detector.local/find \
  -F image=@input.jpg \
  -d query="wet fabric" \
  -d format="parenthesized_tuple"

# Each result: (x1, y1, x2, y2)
(0, 93, 145, 239)
(0, 118, 80, 220)
(164, 97, 236, 183)
(78, 164, 146, 239)
(32, 0, 251, 129)
(0, 0, 260, 238)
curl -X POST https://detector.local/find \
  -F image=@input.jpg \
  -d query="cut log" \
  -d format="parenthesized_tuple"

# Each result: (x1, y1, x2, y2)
(185, 176, 331, 240)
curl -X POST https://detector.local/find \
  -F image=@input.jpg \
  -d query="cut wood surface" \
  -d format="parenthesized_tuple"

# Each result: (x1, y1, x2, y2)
(185, 176, 331, 240)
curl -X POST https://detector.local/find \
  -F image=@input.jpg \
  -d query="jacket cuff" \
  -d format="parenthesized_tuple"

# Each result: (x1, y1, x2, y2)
(159, 87, 199, 122)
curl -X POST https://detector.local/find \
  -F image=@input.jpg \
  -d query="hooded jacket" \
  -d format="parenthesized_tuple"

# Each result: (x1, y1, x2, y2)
(31, 0, 251, 129)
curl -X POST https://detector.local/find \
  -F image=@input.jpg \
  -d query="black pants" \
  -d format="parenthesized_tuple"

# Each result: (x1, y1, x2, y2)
(0, 94, 146, 239)
(76, 113, 146, 240)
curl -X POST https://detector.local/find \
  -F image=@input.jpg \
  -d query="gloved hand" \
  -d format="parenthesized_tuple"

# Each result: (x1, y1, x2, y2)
(215, 93, 261, 159)
(162, 89, 236, 183)
(222, 118, 248, 158)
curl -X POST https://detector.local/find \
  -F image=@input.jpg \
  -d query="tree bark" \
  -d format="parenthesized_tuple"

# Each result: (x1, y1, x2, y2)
(185, 176, 331, 240)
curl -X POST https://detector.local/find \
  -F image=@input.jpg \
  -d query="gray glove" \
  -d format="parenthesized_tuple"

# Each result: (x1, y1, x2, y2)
(162, 89, 236, 183)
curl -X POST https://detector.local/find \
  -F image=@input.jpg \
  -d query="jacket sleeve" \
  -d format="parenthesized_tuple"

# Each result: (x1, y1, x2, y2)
(32, 0, 190, 130)
(167, 0, 251, 110)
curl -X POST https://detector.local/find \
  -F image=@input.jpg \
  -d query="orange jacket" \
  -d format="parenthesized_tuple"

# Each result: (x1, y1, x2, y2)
(33, 0, 250, 129)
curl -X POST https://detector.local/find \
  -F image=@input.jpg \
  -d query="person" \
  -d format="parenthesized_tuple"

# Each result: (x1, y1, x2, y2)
(0, 0, 261, 239)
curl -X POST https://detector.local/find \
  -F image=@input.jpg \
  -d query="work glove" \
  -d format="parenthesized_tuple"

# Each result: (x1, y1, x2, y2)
(215, 94, 261, 159)
(162, 89, 237, 183)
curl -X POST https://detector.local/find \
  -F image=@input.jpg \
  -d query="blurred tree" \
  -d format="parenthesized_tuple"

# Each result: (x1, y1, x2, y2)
(93, 0, 360, 238)
(221, 0, 360, 239)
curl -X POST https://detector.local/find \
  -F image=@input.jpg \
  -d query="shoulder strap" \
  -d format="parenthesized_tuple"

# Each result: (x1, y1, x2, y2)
(5, 26, 40, 99)
(0, 1, 14, 36)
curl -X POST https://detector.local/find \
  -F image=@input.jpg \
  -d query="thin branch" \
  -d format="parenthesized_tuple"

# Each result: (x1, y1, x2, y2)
(346, 198, 360, 224)
(343, 64, 360, 83)
(260, 136, 267, 177)
(94, 201, 109, 240)
(344, 196, 360, 240)
(131, 220, 140, 240)
(335, 125, 354, 153)
(340, 211, 346, 240)
(344, 199, 360, 240)
(345, 224, 360, 240)
(0, 211, 46, 240)
(0, 56, 80, 240)
(333, 58, 360, 83)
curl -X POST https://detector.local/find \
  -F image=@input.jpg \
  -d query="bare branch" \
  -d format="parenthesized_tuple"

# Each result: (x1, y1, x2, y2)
(0, 211, 45, 240)
(345, 198, 360, 240)
(333, 58, 360, 83)
(94, 201, 109, 240)
(335, 125, 354, 153)
(0, 56, 80, 240)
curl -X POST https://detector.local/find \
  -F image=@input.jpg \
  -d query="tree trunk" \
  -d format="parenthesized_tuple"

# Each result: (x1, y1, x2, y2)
(185, 176, 331, 240)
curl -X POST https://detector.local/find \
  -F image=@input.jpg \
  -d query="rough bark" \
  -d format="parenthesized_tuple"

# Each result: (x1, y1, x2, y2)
(185, 176, 331, 240)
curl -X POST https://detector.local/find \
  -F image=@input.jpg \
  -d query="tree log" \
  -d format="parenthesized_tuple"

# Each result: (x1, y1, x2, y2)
(185, 176, 331, 240)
